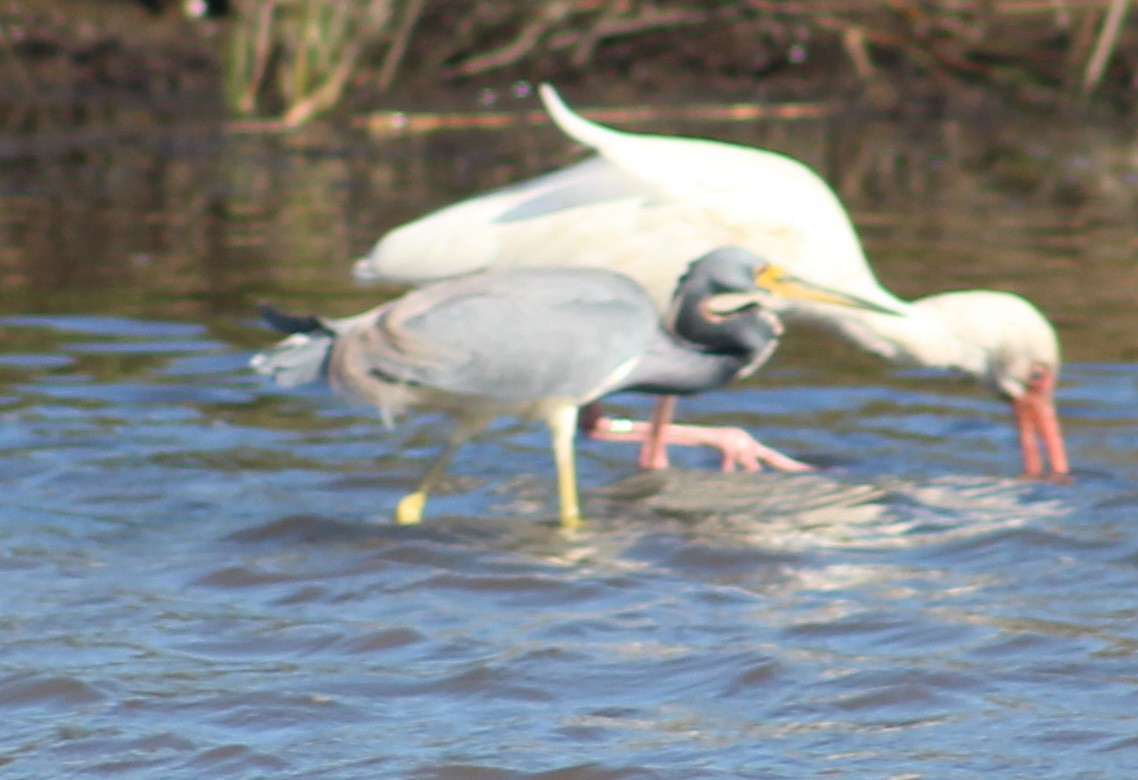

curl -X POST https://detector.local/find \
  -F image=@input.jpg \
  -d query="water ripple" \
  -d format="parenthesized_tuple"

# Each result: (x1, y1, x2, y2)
(3, 313, 1138, 778)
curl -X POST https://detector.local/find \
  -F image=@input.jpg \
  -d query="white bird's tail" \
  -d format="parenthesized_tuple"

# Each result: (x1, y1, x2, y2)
(250, 305, 334, 388)
(538, 83, 773, 203)
(537, 83, 908, 314)
(538, 83, 724, 171)
(538, 83, 626, 151)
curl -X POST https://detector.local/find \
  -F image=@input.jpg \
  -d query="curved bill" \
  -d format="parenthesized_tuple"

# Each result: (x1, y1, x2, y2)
(752, 264, 907, 315)
(1011, 367, 1069, 478)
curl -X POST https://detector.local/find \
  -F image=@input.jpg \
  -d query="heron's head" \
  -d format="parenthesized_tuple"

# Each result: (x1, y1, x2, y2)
(669, 249, 784, 359)
(669, 247, 906, 364)
(911, 290, 1067, 478)
(675, 247, 905, 323)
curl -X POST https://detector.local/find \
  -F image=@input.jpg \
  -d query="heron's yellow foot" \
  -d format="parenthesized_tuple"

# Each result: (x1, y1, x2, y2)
(559, 510, 582, 531)
(395, 491, 426, 525)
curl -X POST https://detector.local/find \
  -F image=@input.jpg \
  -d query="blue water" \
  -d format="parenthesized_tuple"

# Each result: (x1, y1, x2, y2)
(2, 312, 1136, 779)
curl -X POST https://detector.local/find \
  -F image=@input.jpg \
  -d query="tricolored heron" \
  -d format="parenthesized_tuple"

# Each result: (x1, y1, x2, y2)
(253, 250, 897, 528)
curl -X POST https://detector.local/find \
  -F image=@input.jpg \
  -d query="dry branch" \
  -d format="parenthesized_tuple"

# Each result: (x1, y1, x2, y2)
(1082, 0, 1131, 94)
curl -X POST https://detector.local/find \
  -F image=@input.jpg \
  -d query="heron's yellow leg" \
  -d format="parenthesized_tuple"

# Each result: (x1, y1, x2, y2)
(394, 417, 485, 525)
(547, 405, 582, 529)
(394, 490, 428, 525)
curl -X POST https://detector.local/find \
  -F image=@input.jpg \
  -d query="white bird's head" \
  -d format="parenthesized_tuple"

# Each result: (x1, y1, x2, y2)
(910, 290, 1068, 479)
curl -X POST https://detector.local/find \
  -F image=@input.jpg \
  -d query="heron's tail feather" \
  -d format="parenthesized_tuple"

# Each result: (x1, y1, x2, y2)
(251, 305, 334, 388)
(258, 303, 326, 335)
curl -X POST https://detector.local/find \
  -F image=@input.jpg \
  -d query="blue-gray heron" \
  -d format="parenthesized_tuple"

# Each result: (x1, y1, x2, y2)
(352, 85, 1067, 478)
(253, 249, 897, 528)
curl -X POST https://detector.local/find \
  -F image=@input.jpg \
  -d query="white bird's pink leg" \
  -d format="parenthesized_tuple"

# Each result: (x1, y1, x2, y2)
(639, 395, 676, 470)
(579, 399, 815, 473)
(1010, 366, 1069, 479)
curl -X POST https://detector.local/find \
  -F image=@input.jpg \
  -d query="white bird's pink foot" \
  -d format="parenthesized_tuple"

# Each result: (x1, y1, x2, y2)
(579, 402, 814, 473)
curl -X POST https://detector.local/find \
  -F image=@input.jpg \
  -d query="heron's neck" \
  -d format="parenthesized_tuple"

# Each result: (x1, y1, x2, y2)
(671, 277, 782, 373)
(625, 299, 781, 395)
(623, 340, 756, 396)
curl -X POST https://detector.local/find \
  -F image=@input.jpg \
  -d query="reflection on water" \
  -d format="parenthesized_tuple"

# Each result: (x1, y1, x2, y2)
(2, 94, 1138, 777)
(3, 95, 1137, 361)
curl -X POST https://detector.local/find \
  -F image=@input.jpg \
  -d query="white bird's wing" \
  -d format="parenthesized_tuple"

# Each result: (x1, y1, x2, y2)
(355, 85, 906, 314)
(360, 155, 748, 308)
(360, 158, 658, 282)
(536, 84, 904, 311)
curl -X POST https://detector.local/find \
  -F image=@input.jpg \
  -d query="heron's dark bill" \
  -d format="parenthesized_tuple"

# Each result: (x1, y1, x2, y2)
(753, 264, 906, 316)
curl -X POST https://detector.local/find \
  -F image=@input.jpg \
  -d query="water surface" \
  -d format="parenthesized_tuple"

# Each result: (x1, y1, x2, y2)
(1, 96, 1137, 778)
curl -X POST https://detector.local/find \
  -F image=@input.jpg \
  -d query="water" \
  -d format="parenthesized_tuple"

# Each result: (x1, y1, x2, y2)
(2, 96, 1138, 778)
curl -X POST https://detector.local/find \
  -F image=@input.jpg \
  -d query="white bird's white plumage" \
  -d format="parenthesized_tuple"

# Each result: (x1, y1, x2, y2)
(357, 87, 902, 315)
(354, 84, 1063, 404)
(535, 84, 896, 307)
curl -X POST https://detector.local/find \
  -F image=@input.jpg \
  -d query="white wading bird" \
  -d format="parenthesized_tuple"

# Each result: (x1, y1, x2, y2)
(353, 84, 1068, 479)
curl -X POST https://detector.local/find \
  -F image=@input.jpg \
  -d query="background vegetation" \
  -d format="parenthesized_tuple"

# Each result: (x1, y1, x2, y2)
(225, 0, 1138, 123)
(1, 0, 1136, 127)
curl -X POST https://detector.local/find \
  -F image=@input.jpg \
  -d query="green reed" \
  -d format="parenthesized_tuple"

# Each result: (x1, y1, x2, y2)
(226, 0, 425, 126)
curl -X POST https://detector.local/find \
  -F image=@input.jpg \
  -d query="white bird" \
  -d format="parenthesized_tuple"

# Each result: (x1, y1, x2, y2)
(353, 84, 1068, 479)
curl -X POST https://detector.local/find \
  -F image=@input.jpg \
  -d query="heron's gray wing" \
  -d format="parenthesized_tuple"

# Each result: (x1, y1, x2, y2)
(358, 268, 659, 404)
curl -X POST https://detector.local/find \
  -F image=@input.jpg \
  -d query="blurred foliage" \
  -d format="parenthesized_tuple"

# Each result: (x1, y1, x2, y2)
(223, 0, 1138, 123)
(227, 0, 427, 125)
(1, 0, 1136, 125)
